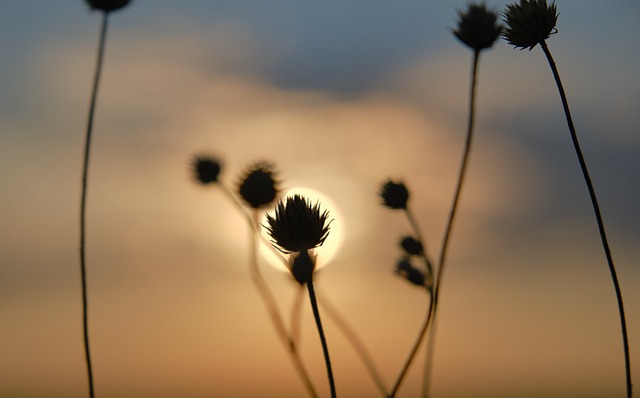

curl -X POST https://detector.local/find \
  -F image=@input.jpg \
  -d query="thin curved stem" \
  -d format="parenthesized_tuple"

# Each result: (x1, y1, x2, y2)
(249, 212, 319, 398)
(79, 12, 109, 398)
(316, 288, 387, 396)
(421, 49, 481, 398)
(307, 280, 337, 398)
(405, 208, 433, 277)
(385, 205, 437, 397)
(387, 291, 434, 398)
(540, 41, 631, 398)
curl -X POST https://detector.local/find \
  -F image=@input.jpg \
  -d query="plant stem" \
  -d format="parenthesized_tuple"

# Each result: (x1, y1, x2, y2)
(540, 40, 631, 398)
(405, 207, 433, 277)
(386, 205, 437, 397)
(249, 213, 319, 398)
(79, 12, 109, 398)
(421, 49, 481, 398)
(317, 288, 387, 396)
(307, 279, 337, 398)
(387, 290, 434, 398)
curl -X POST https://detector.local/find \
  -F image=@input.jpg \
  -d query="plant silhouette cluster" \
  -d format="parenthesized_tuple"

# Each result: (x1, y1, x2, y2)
(73, 1, 631, 397)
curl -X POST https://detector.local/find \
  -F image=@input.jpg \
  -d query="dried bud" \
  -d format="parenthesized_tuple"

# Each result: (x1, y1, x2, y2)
(237, 162, 279, 209)
(453, 3, 502, 51)
(85, 0, 131, 12)
(290, 250, 316, 285)
(395, 257, 427, 288)
(400, 236, 423, 256)
(265, 195, 331, 254)
(502, 0, 558, 50)
(380, 180, 409, 210)
(192, 155, 221, 185)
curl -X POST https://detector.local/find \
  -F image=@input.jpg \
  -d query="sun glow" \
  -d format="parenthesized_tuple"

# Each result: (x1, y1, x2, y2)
(259, 187, 344, 272)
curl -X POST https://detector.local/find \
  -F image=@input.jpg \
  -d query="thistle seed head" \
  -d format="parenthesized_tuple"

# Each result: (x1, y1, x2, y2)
(502, 0, 558, 50)
(85, 0, 131, 12)
(400, 236, 423, 256)
(192, 155, 222, 185)
(395, 257, 428, 288)
(265, 195, 331, 254)
(380, 180, 410, 210)
(453, 3, 502, 51)
(237, 161, 279, 209)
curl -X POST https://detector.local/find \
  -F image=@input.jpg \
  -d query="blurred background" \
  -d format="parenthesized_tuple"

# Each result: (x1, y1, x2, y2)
(1, 1, 639, 397)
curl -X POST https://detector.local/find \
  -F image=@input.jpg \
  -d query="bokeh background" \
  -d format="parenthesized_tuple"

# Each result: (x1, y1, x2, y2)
(1, 1, 639, 397)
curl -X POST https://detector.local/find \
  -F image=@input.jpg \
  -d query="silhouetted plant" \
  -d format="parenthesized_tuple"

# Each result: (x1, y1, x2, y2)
(266, 195, 337, 398)
(78, 2, 130, 397)
(503, 2, 632, 396)
(380, 180, 434, 398)
(191, 157, 319, 397)
(420, 4, 502, 397)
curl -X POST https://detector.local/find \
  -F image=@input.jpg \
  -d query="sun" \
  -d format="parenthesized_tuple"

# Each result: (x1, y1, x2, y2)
(259, 187, 344, 272)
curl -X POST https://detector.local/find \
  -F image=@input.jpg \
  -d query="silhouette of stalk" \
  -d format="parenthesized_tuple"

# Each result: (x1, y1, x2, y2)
(422, 49, 482, 398)
(249, 212, 319, 398)
(388, 290, 434, 398)
(307, 277, 337, 398)
(539, 40, 631, 398)
(502, 1, 630, 394)
(387, 206, 434, 398)
(79, 12, 109, 398)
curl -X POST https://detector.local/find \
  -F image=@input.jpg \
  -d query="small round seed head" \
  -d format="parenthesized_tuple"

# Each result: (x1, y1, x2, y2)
(453, 3, 502, 51)
(237, 161, 279, 209)
(502, 0, 558, 50)
(265, 195, 331, 254)
(400, 236, 423, 256)
(395, 257, 427, 288)
(290, 250, 316, 285)
(85, 0, 131, 12)
(380, 180, 410, 210)
(192, 155, 222, 185)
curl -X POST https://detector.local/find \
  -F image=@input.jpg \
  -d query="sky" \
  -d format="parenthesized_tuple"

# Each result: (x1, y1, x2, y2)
(1, 1, 639, 397)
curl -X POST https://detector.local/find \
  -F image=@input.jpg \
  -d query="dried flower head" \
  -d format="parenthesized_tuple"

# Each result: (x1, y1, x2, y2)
(238, 161, 279, 209)
(85, 0, 131, 12)
(380, 180, 410, 210)
(192, 155, 221, 185)
(265, 195, 331, 254)
(400, 236, 423, 256)
(290, 250, 316, 285)
(395, 257, 427, 288)
(502, 0, 558, 50)
(453, 3, 502, 51)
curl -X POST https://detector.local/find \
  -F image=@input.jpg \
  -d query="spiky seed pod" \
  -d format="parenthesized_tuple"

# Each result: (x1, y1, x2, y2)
(85, 0, 131, 12)
(400, 236, 423, 256)
(453, 3, 502, 51)
(237, 162, 279, 209)
(380, 180, 409, 210)
(502, 0, 558, 50)
(192, 155, 222, 185)
(265, 195, 331, 254)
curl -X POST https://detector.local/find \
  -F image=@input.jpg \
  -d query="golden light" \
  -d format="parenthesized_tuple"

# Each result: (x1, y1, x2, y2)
(259, 187, 344, 272)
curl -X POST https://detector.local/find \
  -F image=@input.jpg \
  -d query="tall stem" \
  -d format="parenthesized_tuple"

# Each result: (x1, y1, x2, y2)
(421, 49, 481, 398)
(386, 205, 436, 397)
(79, 12, 109, 398)
(249, 213, 319, 398)
(540, 41, 631, 398)
(307, 279, 337, 398)
(387, 291, 434, 398)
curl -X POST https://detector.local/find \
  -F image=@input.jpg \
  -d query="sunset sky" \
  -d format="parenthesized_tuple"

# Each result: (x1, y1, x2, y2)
(1, 1, 639, 397)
